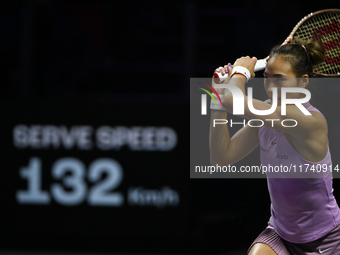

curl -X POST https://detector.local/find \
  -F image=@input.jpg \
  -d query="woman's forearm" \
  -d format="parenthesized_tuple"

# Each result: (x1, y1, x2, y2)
(222, 75, 247, 114)
(209, 109, 230, 165)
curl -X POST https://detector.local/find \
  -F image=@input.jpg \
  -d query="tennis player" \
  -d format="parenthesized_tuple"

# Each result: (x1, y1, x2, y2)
(210, 39, 340, 254)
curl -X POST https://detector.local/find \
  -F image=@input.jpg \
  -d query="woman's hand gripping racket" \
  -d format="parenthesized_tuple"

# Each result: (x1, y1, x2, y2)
(214, 9, 340, 83)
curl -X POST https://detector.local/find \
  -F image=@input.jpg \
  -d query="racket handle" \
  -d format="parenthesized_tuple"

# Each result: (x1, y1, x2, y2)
(254, 59, 267, 72)
(213, 58, 267, 83)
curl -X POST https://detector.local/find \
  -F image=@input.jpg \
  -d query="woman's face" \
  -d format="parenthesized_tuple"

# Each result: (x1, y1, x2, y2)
(264, 54, 308, 106)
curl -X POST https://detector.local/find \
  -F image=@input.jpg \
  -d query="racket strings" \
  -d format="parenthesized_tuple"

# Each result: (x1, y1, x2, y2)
(293, 12, 340, 75)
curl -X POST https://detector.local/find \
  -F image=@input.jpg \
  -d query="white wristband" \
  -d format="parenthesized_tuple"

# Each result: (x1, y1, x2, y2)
(230, 66, 251, 82)
(210, 94, 226, 111)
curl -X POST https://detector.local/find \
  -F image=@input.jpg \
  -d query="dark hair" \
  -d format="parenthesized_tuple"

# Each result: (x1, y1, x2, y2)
(269, 38, 325, 77)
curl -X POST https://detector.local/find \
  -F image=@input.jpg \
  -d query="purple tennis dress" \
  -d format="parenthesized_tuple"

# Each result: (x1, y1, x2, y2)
(250, 102, 340, 254)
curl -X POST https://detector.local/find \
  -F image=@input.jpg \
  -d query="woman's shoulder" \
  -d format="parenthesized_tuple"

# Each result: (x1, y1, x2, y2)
(306, 103, 328, 130)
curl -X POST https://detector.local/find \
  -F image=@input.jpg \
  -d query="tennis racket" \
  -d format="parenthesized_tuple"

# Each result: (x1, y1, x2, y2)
(214, 9, 340, 83)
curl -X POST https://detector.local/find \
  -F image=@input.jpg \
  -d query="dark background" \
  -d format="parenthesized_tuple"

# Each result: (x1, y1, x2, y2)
(1, 0, 340, 254)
